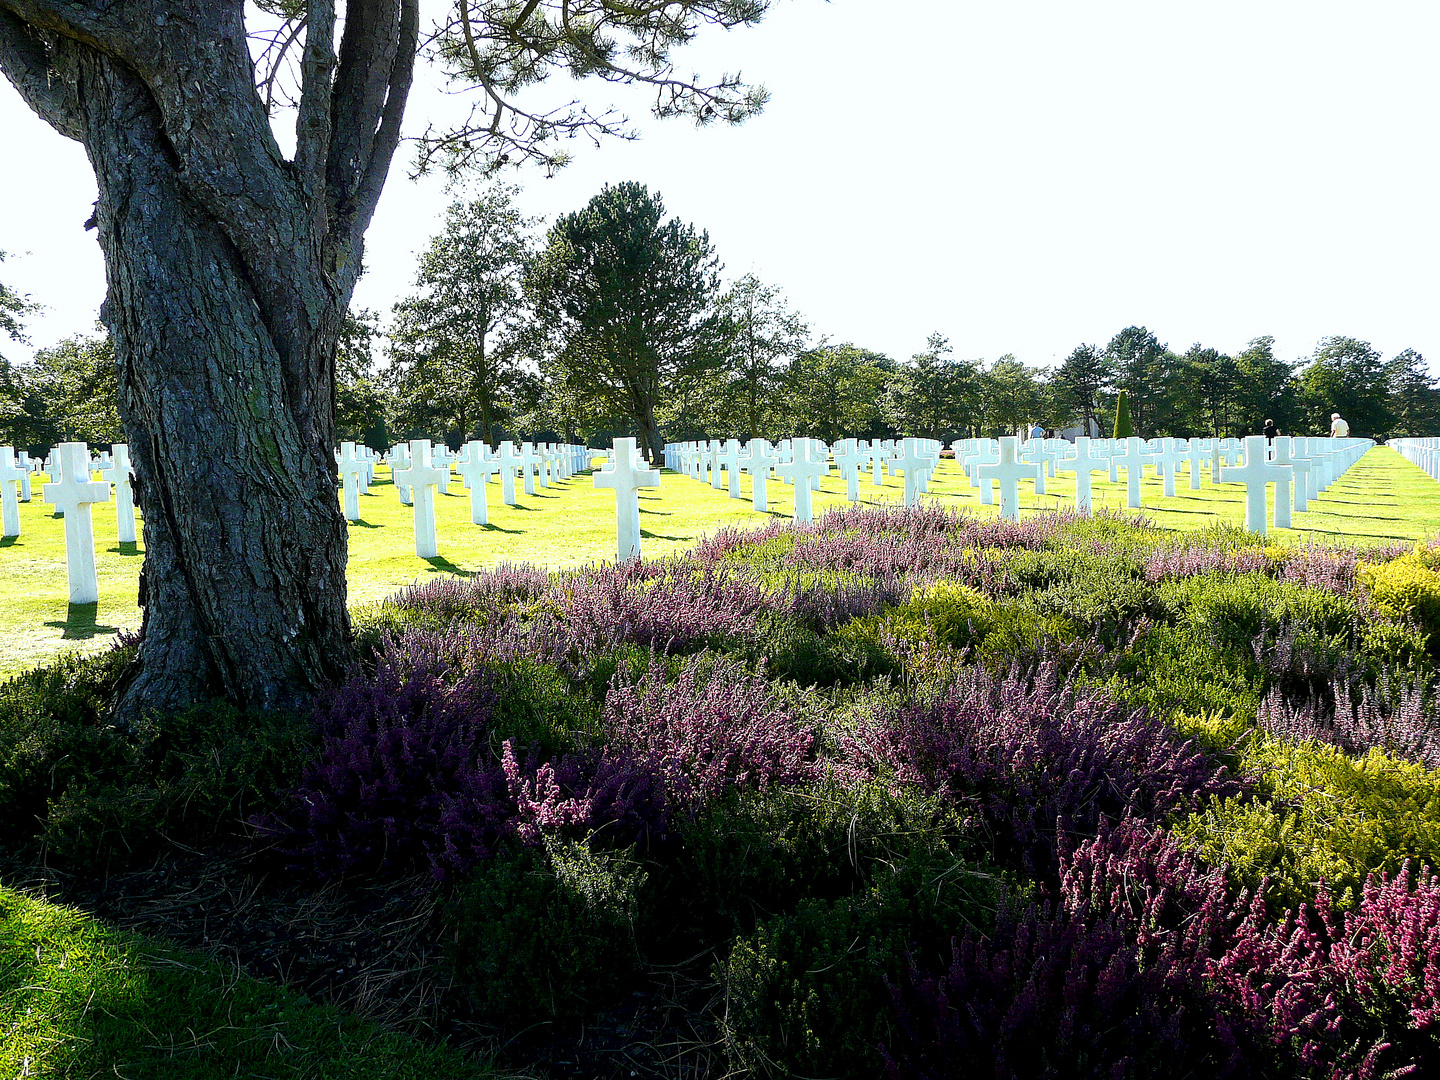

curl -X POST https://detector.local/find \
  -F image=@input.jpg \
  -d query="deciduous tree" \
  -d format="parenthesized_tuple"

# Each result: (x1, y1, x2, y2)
(886, 333, 979, 441)
(389, 185, 536, 445)
(782, 343, 891, 442)
(708, 274, 807, 440)
(1300, 336, 1392, 437)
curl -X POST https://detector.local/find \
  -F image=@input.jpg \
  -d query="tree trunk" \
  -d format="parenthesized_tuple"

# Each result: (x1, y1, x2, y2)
(0, 1, 417, 720)
(79, 49, 351, 718)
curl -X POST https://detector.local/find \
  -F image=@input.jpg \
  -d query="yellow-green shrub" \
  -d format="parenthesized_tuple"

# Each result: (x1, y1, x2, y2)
(1173, 734, 1440, 911)
(834, 583, 1075, 674)
(1359, 555, 1440, 636)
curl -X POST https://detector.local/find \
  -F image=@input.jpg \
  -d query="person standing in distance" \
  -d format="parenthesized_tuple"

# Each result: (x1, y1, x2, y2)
(1263, 418, 1279, 442)
(1330, 413, 1350, 438)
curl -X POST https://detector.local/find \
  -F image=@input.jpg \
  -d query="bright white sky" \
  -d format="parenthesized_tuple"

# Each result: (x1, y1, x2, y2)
(1, 0, 1437, 375)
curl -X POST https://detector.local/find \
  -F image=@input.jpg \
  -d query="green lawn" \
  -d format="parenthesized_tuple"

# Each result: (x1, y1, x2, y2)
(5, 445, 1440, 678)
(0, 885, 498, 1080)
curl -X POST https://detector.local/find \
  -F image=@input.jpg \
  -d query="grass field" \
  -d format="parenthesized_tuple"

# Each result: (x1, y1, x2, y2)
(4, 445, 1439, 678)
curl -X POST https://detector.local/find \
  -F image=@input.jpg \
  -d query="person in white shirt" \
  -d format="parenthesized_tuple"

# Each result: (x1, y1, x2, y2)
(1330, 413, 1350, 437)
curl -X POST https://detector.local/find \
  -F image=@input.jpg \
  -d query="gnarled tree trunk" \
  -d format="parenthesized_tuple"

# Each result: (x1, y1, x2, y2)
(0, 0, 417, 719)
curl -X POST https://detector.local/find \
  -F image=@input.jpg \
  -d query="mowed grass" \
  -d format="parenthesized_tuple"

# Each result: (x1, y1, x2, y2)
(5, 445, 1440, 678)
(0, 886, 498, 1080)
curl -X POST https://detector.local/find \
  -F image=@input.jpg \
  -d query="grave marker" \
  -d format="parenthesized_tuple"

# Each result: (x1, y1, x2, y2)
(391, 439, 451, 557)
(742, 438, 778, 511)
(977, 435, 1035, 521)
(1219, 434, 1291, 535)
(0, 447, 23, 536)
(497, 441, 523, 506)
(43, 442, 110, 603)
(593, 436, 661, 562)
(456, 440, 501, 524)
(773, 437, 829, 521)
(98, 443, 137, 543)
(338, 441, 366, 522)
(1057, 436, 1108, 514)
(892, 438, 930, 507)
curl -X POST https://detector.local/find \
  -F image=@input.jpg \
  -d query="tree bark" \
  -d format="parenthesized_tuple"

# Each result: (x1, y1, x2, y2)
(0, 0, 417, 720)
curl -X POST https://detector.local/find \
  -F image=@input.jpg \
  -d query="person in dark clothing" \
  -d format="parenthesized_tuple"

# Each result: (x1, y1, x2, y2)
(1262, 418, 1279, 441)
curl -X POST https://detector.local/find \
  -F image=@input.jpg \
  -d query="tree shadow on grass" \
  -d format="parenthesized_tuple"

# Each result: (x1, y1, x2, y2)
(44, 602, 119, 640)
(424, 555, 477, 577)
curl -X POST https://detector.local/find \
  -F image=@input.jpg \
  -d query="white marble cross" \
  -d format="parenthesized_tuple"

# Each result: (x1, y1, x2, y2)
(15, 451, 31, 501)
(594, 436, 661, 562)
(833, 439, 864, 501)
(1110, 437, 1154, 508)
(720, 438, 743, 499)
(520, 441, 540, 496)
(1020, 440, 1055, 495)
(1219, 434, 1291, 535)
(1057, 436, 1108, 514)
(338, 441, 366, 522)
(742, 438, 778, 511)
(1183, 439, 1207, 490)
(702, 440, 722, 489)
(1152, 438, 1188, 498)
(1272, 437, 1310, 513)
(0, 447, 24, 537)
(392, 438, 451, 557)
(497, 441, 524, 506)
(456, 440, 500, 524)
(389, 443, 413, 506)
(977, 435, 1035, 521)
(773, 437, 829, 522)
(43, 442, 110, 603)
(97, 443, 137, 543)
(968, 440, 999, 500)
(868, 442, 893, 486)
(893, 438, 931, 507)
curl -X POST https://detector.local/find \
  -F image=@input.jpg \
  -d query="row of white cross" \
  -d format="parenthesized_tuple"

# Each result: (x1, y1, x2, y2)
(1388, 439, 1440, 482)
(666, 433, 1373, 534)
(0, 431, 1381, 602)
(343, 438, 590, 558)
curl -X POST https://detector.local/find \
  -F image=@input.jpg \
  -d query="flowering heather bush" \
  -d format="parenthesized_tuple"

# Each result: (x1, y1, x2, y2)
(1329, 863, 1440, 1047)
(387, 561, 553, 620)
(882, 821, 1394, 1080)
(1145, 544, 1278, 582)
(265, 648, 509, 879)
(602, 654, 816, 816)
(844, 663, 1242, 878)
(546, 560, 774, 655)
(1259, 676, 1440, 771)
(266, 647, 816, 880)
(694, 504, 1088, 578)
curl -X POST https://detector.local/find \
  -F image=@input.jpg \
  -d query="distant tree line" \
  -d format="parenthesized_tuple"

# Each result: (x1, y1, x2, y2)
(2, 190, 1436, 458)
